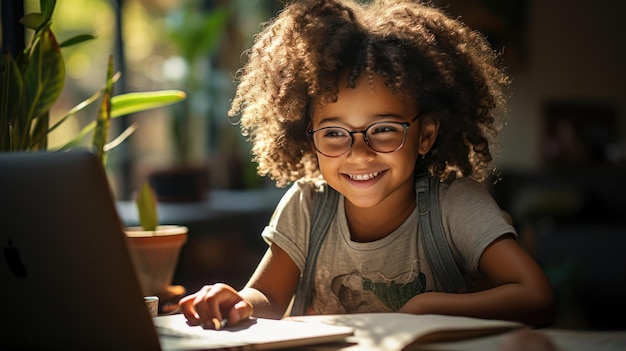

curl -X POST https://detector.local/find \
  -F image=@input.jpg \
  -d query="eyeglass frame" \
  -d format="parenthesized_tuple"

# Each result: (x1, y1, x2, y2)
(306, 114, 420, 158)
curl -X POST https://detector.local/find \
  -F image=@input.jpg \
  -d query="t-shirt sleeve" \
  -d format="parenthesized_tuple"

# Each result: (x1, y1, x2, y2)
(260, 179, 321, 274)
(441, 178, 517, 274)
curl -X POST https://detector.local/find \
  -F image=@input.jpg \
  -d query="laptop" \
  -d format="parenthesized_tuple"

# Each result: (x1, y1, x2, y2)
(0, 150, 353, 350)
(0, 150, 161, 349)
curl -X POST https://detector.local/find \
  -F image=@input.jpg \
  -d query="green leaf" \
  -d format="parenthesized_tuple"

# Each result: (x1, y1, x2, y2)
(52, 120, 93, 151)
(110, 90, 187, 118)
(46, 84, 105, 135)
(22, 28, 64, 149)
(19, 13, 47, 30)
(59, 34, 97, 48)
(135, 181, 159, 231)
(40, 0, 57, 21)
(103, 122, 138, 152)
(30, 111, 49, 151)
(53, 89, 186, 152)
(92, 55, 114, 164)
(42, 73, 120, 151)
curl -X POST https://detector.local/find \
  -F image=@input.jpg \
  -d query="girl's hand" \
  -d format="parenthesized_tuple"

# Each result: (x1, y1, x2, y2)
(178, 283, 253, 329)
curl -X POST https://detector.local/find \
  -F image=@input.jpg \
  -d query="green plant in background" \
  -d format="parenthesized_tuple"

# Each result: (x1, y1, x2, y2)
(77, 54, 186, 165)
(0, 0, 186, 163)
(0, 0, 82, 151)
(166, 2, 229, 163)
(135, 180, 159, 232)
(1, 0, 184, 230)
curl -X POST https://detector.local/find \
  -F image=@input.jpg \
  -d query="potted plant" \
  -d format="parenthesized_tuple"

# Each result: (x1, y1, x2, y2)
(125, 180, 188, 313)
(1, 1, 188, 312)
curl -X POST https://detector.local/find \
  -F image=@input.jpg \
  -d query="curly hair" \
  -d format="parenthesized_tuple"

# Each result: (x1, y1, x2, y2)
(229, 0, 510, 187)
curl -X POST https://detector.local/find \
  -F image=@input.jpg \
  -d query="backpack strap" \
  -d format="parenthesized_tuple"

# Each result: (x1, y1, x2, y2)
(415, 173, 466, 293)
(290, 183, 340, 316)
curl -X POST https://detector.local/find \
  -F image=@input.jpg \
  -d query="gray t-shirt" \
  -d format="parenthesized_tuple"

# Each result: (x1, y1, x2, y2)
(261, 177, 516, 315)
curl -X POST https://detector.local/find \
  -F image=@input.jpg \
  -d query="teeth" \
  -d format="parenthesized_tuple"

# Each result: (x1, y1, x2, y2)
(349, 172, 380, 181)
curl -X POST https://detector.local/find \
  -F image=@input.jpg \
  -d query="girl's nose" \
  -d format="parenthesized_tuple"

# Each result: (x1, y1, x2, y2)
(346, 134, 375, 161)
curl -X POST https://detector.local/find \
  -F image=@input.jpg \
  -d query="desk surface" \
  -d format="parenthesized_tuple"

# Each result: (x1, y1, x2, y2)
(409, 328, 626, 351)
(156, 312, 626, 351)
(117, 187, 287, 227)
(296, 328, 626, 351)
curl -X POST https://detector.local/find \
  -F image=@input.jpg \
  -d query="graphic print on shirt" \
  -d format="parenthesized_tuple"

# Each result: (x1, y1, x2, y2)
(329, 270, 427, 312)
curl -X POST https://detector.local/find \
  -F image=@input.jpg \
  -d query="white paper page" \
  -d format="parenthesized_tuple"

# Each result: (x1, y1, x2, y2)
(154, 314, 354, 351)
(286, 313, 524, 351)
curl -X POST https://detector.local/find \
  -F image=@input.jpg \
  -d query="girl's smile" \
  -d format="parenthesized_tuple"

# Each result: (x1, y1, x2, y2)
(343, 169, 387, 189)
(345, 170, 383, 181)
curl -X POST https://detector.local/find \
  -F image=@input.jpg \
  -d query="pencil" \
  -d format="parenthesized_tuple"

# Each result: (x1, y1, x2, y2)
(211, 317, 229, 330)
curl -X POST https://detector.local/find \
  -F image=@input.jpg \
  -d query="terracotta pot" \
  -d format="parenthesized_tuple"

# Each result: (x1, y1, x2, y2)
(125, 225, 187, 297)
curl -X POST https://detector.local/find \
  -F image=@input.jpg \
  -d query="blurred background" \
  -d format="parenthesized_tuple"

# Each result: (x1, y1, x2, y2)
(3, 0, 625, 331)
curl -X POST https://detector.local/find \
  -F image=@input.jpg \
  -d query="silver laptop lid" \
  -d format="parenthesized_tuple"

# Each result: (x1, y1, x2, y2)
(0, 150, 160, 350)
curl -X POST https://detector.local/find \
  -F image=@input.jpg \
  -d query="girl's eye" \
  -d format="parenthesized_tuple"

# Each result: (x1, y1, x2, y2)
(371, 124, 400, 134)
(323, 128, 349, 138)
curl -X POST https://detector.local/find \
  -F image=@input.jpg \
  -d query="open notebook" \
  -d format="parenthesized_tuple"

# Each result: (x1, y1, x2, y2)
(286, 313, 525, 350)
(154, 312, 524, 351)
(0, 151, 353, 350)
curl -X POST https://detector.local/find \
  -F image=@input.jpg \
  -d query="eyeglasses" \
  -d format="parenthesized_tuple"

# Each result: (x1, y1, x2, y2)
(307, 119, 416, 158)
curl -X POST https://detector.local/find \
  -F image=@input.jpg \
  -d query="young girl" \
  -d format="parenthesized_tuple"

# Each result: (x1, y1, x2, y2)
(179, 0, 555, 328)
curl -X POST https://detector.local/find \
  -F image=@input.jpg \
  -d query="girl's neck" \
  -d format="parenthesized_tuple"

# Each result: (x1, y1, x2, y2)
(344, 191, 417, 243)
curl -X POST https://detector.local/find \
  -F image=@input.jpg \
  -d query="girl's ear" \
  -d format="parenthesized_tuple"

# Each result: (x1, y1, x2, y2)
(417, 114, 440, 156)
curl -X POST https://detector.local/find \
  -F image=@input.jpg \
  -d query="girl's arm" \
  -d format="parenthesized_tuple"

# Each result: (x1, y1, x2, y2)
(398, 235, 555, 327)
(178, 243, 300, 328)
(240, 243, 302, 318)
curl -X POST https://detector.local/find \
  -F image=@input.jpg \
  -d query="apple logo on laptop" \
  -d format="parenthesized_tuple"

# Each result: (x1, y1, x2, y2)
(4, 238, 27, 278)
